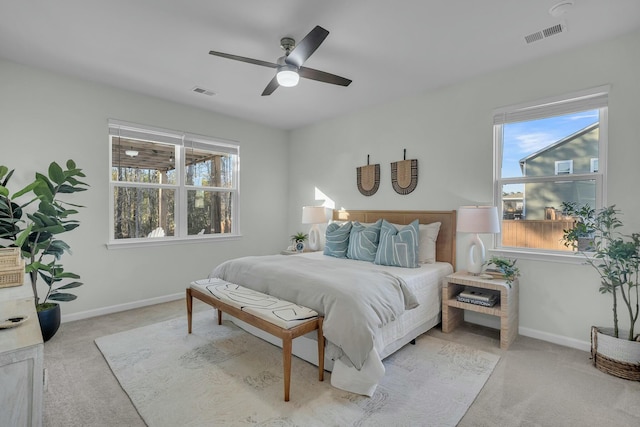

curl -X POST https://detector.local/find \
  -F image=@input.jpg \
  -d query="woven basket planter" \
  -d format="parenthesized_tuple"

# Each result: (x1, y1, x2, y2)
(591, 326, 640, 381)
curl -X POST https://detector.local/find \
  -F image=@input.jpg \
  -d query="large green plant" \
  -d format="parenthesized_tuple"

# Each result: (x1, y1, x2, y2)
(0, 161, 88, 308)
(561, 202, 640, 341)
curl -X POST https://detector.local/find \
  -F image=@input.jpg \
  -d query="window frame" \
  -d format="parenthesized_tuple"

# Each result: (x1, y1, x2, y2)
(107, 120, 241, 249)
(492, 86, 609, 261)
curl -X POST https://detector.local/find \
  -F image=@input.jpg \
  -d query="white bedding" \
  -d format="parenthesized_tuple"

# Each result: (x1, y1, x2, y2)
(207, 252, 452, 396)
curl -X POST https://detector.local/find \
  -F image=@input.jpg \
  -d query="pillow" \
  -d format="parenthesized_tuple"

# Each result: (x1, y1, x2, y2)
(389, 221, 441, 264)
(323, 221, 352, 258)
(418, 222, 441, 263)
(374, 219, 420, 268)
(347, 219, 382, 262)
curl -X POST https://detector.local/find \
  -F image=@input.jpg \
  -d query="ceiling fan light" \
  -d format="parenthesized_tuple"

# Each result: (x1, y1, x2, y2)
(277, 67, 299, 87)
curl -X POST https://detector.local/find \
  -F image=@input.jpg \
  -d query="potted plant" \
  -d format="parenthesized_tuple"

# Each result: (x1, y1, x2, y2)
(290, 232, 308, 252)
(485, 256, 520, 287)
(561, 202, 640, 380)
(561, 202, 596, 251)
(0, 161, 88, 341)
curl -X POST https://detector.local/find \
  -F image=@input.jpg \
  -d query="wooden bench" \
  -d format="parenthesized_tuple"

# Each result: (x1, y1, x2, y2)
(186, 281, 324, 402)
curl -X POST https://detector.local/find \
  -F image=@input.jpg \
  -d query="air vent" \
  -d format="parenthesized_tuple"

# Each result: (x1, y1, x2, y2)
(525, 22, 566, 44)
(192, 86, 215, 96)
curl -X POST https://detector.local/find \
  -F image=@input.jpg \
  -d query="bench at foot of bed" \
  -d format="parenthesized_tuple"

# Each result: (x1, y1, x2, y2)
(186, 280, 324, 402)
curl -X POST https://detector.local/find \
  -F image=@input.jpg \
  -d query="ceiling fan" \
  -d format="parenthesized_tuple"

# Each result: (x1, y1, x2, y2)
(209, 25, 352, 96)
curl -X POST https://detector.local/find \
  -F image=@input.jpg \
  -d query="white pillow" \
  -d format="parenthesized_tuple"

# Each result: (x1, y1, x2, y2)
(418, 222, 441, 264)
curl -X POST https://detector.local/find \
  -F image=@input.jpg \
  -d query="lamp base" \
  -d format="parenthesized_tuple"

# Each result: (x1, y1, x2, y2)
(308, 224, 321, 251)
(467, 233, 486, 275)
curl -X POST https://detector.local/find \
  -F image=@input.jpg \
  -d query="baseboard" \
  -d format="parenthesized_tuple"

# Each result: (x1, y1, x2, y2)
(518, 326, 590, 352)
(61, 292, 184, 323)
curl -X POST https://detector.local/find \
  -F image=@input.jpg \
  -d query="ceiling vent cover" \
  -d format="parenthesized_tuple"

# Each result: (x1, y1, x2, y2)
(192, 86, 215, 96)
(525, 22, 566, 44)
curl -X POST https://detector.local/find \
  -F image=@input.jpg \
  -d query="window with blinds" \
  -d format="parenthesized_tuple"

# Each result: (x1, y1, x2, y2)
(108, 120, 240, 245)
(493, 86, 608, 253)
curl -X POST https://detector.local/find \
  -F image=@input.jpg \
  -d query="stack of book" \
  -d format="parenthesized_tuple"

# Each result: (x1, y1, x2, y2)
(456, 289, 498, 307)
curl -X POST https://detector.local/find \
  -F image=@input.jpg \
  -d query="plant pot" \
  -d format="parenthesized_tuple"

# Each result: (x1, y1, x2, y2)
(37, 302, 61, 342)
(591, 326, 640, 381)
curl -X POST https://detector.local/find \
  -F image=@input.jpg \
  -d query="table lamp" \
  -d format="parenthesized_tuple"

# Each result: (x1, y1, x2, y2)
(457, 206, 501, 275)
(302, 206, 327, 251)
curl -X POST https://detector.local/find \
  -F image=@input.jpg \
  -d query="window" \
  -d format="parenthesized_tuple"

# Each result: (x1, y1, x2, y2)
(493, 86, 608, 253)
(554, 160, 573, 175)
(108, 120, 239, 246)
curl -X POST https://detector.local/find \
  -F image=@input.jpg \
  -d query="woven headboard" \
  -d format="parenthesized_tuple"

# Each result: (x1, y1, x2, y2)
(332, 209, 457, 270)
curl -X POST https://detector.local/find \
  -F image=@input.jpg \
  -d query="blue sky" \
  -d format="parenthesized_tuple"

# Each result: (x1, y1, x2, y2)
(501, 109, 599, 181)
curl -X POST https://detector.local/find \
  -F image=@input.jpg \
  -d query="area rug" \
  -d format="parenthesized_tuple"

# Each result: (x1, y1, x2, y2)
(95, 312, 500, 427)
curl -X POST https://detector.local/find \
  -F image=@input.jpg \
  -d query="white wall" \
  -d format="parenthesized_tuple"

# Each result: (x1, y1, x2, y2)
(288, 29, 640, 349)
(0, 59, 290, 320)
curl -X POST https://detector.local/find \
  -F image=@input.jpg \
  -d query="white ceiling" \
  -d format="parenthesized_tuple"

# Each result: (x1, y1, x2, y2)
(1, 1, 639, 130)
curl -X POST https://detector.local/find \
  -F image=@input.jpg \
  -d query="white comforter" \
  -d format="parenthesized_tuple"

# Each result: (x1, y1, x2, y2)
(210, 254, 418, 372)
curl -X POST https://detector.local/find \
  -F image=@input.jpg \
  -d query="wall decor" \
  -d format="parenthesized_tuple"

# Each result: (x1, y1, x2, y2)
(356, 155, 380, 196)
(391, 149, 418, 195)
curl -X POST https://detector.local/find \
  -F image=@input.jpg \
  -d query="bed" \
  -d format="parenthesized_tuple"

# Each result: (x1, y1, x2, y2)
(201, 209, 456, 396)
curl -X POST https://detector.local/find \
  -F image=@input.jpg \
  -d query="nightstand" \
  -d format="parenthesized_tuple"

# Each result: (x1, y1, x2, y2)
(442, 271, 519, 350)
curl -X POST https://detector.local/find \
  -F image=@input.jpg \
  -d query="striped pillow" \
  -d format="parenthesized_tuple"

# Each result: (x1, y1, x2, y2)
(374, 219, 420, 268)
(347, 219, 382, 262)
(323, 221, 352, 258)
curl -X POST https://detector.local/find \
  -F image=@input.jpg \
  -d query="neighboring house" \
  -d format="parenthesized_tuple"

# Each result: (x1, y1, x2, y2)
(518, 123, 599, 220)
(502, 192, 523, 219)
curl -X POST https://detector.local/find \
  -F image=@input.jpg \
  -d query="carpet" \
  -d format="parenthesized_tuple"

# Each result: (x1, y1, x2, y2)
(95, 312, 499, 427)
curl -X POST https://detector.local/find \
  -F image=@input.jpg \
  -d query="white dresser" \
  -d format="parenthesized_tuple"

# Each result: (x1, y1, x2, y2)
(0, 284, 44, 427)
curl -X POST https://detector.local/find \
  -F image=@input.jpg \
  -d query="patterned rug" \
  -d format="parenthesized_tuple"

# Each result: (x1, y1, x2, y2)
(95, 312, 499, 427)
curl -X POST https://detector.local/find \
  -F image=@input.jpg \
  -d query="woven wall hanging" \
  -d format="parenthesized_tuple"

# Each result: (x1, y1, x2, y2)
(356, 155, 380, 196)
(391, 149, 418, 195)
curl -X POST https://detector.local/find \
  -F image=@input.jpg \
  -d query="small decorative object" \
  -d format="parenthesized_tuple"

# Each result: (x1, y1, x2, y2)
(485, 256, 520, 287)
(0, 248, 24, 288)
(561, 203, 640, 380)
(0, 315, 29, 329)
(290, 232, 308, 253)
(391, 149, 418, 195)
(357, 155, 380, 196)
(301, 206, 327, 251)
(457, 206, 501, 275)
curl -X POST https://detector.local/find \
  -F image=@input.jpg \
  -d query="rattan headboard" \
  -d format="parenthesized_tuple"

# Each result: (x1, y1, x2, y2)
(332, 209, 457, 270)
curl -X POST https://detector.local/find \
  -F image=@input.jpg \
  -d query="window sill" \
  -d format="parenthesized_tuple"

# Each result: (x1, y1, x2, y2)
(106, 234, 242, 250)
(488, 248, 592, 265)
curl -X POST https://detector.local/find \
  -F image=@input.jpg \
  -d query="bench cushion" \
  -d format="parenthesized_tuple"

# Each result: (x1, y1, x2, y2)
(191, 278, 318, 329)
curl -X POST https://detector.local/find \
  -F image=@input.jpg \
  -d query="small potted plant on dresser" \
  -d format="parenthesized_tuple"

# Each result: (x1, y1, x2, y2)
(561, 202, 640, 381)
(0, 161, 88, 341)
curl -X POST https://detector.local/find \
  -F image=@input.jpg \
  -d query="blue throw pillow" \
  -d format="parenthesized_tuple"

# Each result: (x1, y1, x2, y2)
(374, 219, 420, 268)
(323, 222, 352, 258)
(347, 219, 382, 262)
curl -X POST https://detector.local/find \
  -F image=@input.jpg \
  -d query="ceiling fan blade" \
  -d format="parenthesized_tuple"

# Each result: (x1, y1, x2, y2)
(209, 50, 278, 69)
(285, 25, 329, 68)
(298, 67, 352, 86)
(261, 76, 279, 96)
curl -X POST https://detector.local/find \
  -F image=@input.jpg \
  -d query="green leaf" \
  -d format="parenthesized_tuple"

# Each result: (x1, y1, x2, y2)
(48, 162, 65, 185)
(0, 186, 8, 197)
(66, 159, 76, 170)
(48, 293, 77, 302)
(57, 281, 83, 289)
(12, 181, 40, 199)
(0, 166, 8, 179)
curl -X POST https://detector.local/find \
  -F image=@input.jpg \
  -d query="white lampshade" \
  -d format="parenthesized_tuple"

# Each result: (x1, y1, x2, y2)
(302, 206, 327, 224)
(302, 206, 327, 251)
(276, 66, 299, 87)
(457, 206, 500, 274)
(457, 206, 501, 234)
